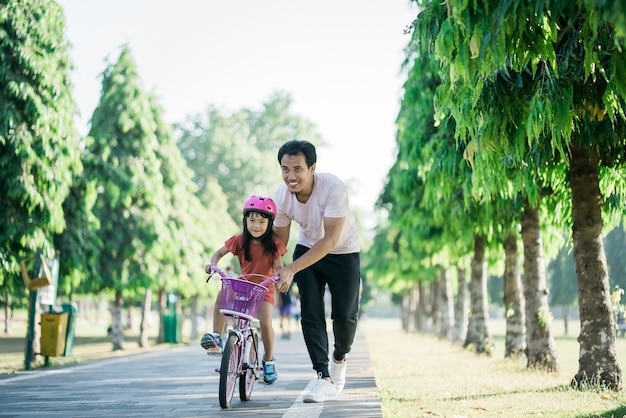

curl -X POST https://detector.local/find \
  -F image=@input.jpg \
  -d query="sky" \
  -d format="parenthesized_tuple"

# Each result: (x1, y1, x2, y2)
(57, 0, 418, 224)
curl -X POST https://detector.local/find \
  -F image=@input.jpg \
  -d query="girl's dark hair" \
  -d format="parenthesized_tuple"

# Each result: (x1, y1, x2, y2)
(242, 210, 278, 261)
(277, 140, 317, 167)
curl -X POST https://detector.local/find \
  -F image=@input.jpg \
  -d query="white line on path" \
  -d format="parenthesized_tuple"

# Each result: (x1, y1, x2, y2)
(282, 379, 323, 418)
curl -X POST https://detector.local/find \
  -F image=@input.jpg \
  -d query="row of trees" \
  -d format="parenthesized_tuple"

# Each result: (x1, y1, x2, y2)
(4, 0, 625, 392)
(1, 0, 321, 349)
(368, 0, 626, 391)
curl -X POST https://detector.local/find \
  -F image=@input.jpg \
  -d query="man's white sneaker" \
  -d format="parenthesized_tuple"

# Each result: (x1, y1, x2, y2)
(330, 358, 347, 395)
(303, 374, 337, 403)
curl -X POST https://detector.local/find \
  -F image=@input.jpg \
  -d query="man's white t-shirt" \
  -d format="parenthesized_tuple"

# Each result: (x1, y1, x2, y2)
(274, 172, 360, 254)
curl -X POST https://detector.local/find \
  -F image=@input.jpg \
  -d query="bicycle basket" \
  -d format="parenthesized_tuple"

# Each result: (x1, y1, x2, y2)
(219, 277, 268, 318)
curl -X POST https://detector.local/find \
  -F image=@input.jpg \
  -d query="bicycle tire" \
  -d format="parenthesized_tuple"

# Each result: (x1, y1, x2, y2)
(219, 334, 240, 409)
(239, 329, 259, 401)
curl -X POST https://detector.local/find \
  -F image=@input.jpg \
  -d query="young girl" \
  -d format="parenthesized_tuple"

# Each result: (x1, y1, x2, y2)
(201, 195, 287, 385)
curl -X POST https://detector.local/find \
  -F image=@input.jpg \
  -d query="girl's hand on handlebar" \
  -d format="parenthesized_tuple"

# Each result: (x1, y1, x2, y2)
(205, 264, 219, 282)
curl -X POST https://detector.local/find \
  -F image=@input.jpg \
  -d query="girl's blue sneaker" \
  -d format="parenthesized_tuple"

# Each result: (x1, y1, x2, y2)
(262, 357, 277, 384)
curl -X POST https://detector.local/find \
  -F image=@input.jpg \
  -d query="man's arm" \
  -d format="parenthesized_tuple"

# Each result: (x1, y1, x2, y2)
(275, 216, 346, 292)
(273, 252, 285, 270)
(274, 224, 291, 247)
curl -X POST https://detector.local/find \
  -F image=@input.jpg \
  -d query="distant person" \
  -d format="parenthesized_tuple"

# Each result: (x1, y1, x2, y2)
(201, 195, 287, 384)
(277, 285, 294, 339)
(292, 287, 301, 324)
(273, 140, 360, 403)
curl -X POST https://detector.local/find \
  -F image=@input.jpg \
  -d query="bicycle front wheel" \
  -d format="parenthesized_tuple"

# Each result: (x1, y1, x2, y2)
(219, 334, 240, 409)
(239, 329, 259, 401)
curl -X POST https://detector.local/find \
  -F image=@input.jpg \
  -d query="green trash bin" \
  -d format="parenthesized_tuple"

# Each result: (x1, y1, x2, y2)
(61, 303, 77, 356)
(163, 314, 179, 343)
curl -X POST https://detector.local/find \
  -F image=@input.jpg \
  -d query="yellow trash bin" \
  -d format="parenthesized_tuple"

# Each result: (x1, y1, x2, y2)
(40, 312, 69, 357)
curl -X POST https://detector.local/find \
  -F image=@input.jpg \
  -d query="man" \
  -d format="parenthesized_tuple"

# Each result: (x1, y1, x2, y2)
(273, 140, 360, 403)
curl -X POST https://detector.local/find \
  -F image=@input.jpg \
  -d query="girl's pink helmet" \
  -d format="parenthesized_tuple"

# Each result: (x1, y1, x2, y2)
(242, 195, 277, 220)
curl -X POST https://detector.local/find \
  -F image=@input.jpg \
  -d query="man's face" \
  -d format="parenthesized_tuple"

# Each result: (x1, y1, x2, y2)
(280, 152, 315, 196)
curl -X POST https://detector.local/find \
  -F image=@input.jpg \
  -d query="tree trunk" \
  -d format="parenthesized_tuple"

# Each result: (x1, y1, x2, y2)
(3, 292, 12, 335)
(95, 296, 102, 324)
(464, 234, 492, 353)
(563, 306, 570, 336)
(452, 265, 468, 344)
(503, 233, 526, 358)
(126, 304, 134, 331)
(138, 288, 152, 348)
(417, 281, 430, 332)
(521, 199, 558, 371)
(157, 288, 166, 344)
(431, 279, 441, 335)
(401, 292, 410, 332)
(439, 267, 454, 340)
(190, 294, 199, 340)
(411, 284, 420, 332)
(111, 289, 124, 351)
(569, 145, 621, 390)
(411, 283, 421, 332)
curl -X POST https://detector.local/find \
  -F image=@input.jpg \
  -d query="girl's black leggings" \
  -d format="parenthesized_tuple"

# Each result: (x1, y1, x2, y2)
(293, 244, 361, 378)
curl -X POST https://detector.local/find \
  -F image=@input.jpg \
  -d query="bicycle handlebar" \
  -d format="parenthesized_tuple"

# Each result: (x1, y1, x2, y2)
(206, 266, 279, 287)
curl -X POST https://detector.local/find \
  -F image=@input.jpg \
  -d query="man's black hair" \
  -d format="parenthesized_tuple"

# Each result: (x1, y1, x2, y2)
(277, 140, 317, 168)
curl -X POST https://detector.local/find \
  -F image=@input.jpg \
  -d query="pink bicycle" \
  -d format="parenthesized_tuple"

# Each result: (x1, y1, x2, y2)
(206, 266, 277, 409)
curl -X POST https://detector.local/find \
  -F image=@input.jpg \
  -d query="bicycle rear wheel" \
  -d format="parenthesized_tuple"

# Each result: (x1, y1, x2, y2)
(219, 334, 240, 409)
(239, 329, 259, 401)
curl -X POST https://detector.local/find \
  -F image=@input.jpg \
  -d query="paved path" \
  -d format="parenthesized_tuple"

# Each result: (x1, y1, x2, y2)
(0, 326, 381, 418)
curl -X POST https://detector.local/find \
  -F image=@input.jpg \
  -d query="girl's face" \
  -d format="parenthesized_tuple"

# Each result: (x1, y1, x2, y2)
(246, 212, 269, 239)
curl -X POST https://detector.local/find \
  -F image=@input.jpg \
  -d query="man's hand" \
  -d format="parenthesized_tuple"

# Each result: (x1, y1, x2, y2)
(276, 264, 296, 293)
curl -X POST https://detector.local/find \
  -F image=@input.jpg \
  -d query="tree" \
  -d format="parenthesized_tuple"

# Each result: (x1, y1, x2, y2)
(147, 95, 233, 345)
(1, 0, 80, 329)
(521, 200, 558, 371)
(84, 44, 170, 350)
(415, 0, 626, 389)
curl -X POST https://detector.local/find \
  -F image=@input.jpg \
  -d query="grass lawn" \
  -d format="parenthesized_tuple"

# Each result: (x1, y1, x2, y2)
(362, 317, 626, 418)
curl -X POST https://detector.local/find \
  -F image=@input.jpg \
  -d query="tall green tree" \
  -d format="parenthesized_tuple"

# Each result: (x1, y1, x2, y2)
(0, 0, 80, 318)
(415, 0, 626, 389)
(148, 95, 235, 345)
(379, 30, 501, 353)
(84, 44, 170, 350)
(52, 176, 99, 298)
